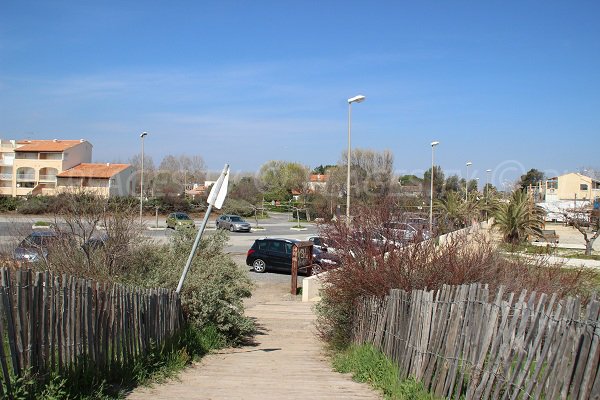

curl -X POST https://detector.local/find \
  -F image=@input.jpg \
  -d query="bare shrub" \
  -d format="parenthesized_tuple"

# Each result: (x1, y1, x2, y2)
(317, 201, 595, 347)
(35, 192, 144, 281)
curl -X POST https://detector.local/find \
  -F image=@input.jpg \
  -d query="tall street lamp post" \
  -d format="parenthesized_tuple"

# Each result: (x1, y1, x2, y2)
(430, 141, 440, 233)
(140, 132, 148, 225)
(465, 161, 472, 202)
(485, 169, 492, 199)
(485, 169, 492, 221)
(346, 94, 366, 225)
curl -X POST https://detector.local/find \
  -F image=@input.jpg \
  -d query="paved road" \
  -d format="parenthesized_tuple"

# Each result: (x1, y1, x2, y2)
(0, 212, 320, 258)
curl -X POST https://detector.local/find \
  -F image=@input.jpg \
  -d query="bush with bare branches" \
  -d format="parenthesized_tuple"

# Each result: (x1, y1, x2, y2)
(316, 201, 596, 348)
(29, 192, 145, 281)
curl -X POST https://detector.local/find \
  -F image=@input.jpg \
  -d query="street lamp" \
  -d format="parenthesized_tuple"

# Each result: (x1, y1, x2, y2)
(465, 161, 472, 202)
(140, 132, 148, 225)
(485, 169, 492, 199)
(485, 169, 492, 221)
(346, 94, 366, 225)
(429, 141, 440, 233)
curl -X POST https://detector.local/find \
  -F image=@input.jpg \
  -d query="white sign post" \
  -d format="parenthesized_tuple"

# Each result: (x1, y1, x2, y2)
(176, 163, 230, 293)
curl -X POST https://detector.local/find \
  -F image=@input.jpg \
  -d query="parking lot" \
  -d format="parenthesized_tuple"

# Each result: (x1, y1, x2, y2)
(542, 222, 600, 251)
(0, 212, 321, 288)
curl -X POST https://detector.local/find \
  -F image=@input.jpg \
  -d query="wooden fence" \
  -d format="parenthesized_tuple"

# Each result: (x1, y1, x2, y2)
(353, 283, 600, 399)
(0, 267, 183, 396)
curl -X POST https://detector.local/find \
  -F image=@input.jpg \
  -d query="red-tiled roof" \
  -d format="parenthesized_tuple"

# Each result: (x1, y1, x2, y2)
(310, 174, 329, 182)
(57, 163, 131, 179)
(16, 140, 88, 152)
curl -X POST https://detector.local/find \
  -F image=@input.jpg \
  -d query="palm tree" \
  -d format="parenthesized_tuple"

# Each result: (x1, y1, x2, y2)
(435, 191, 466, 231)
(493, 190, 544, 244)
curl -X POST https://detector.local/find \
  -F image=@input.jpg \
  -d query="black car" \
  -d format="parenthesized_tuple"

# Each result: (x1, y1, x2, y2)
(246, 238, 339, 274)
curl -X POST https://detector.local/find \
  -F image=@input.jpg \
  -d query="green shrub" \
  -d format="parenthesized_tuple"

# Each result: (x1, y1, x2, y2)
(221, 198, 255, 217)
(33, 221, 51, 227)
(145, 195, 192, 213)
(0, 196, 23, 212)
(17, 196, 52, 214)
(124, 229, 254, 344)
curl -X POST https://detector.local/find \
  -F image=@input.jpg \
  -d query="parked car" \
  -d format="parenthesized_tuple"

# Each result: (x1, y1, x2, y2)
(306, 235, 336, 252)
(166, 212, 195, 230)
(384, 222, 431, 241)
(216, 214, 251, 232)
(81, 234, 109, 252)
(14, 230, 63, 262)
(350, 230, 400, 250)
(246, 238, 339, 274)
(311, 246, 341, 274)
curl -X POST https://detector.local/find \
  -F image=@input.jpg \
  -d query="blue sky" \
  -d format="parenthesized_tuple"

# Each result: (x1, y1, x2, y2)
(1, 1, 599, 186)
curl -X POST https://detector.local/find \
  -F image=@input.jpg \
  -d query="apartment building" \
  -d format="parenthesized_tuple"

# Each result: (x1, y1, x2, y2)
(0, 139, 92, 197)
(543, 172, 600, 202)
(56, 163, 134, 197)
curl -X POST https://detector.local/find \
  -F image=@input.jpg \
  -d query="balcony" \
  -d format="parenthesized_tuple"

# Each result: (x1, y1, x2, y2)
(16, 173, 36, 181)
(39, 174, 57, 182)
(0, 173, 12, 180)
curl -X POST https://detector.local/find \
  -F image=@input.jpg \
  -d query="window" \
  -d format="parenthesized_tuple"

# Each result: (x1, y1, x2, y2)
(269, 240, 284, 253)
(581, 184, 589, 191)
(285, 243, 293, 254)
(39, 152, 62, 160)
(257, 241, 268, 251)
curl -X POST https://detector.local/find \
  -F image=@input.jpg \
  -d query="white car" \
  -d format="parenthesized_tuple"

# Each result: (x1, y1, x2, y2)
(385, 222, 431, 241)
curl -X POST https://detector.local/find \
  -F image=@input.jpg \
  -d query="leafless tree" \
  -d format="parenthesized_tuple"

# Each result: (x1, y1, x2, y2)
(329, 148, 394, 203)
(157, 154, 207, 194)
(129, 153, 156, 196)
(561, 205, 600, 255)
(579, 167, 600, 181)
(39, 191, 144, 280)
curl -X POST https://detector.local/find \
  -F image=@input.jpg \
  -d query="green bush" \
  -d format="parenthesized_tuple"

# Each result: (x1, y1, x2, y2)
(221, 198, 255, 217)
(124, 229, 254, 344)
(17, 196, 52, 214)
(0, 196, 24, 212)
(145, 195, 192, 213)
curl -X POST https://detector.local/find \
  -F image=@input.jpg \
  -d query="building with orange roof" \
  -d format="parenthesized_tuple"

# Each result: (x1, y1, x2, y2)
(0, 138, 92, 196)
(57, 163, 134, 197)
(308, 174, 329, 191)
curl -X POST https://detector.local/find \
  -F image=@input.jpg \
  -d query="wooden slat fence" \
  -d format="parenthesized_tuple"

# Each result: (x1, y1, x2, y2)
(353, 283, 600, 399)
(0, 267, 183, 396)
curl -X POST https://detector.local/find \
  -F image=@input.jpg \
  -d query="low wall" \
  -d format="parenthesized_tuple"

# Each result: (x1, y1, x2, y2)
(302, 272, 327, 302)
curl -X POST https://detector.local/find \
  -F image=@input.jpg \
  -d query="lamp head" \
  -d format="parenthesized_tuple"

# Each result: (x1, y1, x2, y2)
(466, 161, 472, 167)
(430, 141, 440, 147)
(486, 169, 492, 173)
(140, 132, 148, 138)
(347, 95, 366, 104)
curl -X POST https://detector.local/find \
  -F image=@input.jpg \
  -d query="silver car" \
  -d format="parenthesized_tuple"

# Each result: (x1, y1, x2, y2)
(216, 214, 251, 232)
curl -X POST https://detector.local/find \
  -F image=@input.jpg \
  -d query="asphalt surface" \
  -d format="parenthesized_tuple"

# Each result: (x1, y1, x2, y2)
(0, 212, 320, 285)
